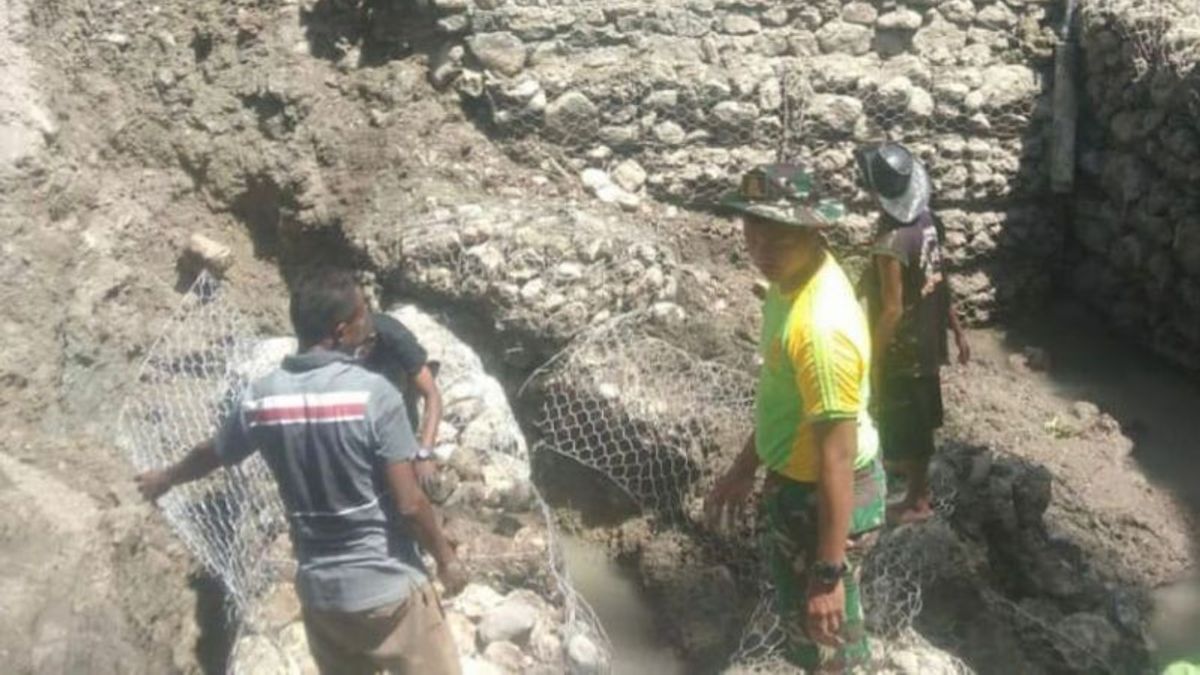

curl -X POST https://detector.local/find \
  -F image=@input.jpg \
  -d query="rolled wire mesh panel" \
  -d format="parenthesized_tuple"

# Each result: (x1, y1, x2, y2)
(117, 272, 286, 614)
(526, 309, 755, 519)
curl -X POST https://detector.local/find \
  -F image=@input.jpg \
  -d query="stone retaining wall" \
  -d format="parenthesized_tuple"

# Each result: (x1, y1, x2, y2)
(1072, 1, 1200, 367)
(419, 0, 1067, 320)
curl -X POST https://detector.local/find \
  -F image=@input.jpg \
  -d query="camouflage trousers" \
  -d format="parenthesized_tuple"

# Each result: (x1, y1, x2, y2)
(762, 460, 886, 673)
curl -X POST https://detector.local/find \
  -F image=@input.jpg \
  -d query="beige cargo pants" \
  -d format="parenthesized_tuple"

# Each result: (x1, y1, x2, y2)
(302, 583, 460, 675)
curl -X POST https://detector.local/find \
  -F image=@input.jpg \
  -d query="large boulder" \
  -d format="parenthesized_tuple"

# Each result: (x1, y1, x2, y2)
(544, 91, 599, 143)
(477, 599, 540, 646)
(971, 64, 1040, 111)
(913, 16, 967, 63)
(877, 8, 924, 31)
(808, 94, 864, 134)
(468, 32, 528, 77)
(566, 633, 607, 675)
(817, 20, 873, 55)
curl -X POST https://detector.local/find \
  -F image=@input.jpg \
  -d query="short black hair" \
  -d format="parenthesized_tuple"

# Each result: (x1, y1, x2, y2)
(288, 267, 360, 344)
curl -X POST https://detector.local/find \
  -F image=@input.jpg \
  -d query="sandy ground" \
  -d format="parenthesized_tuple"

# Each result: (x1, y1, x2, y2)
(0, 0, 52, 168)
(944, 322, 1196, 590)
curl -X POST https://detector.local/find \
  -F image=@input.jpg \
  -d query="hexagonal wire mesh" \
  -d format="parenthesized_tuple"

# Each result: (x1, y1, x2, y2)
(117, 272, 287, 613)
(1080, 0, 1200, 81)
(1079, 0, 1200, 125)
(521, 308, 980, 671)
(116, 272, 611, 671)
(447, 0, 1057, 211)
(524, 305, 1126, 673)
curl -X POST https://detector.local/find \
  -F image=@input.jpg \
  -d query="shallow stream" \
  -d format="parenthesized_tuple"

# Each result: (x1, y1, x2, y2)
(560, 536, 688, 675)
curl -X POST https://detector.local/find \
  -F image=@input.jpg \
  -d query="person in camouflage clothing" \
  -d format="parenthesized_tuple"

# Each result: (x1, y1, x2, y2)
(705, 164, 886, 672)
(855, 142, 970, 525)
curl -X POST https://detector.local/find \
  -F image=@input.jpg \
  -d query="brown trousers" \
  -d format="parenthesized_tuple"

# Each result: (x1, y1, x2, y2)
(302, 584, 461, 675)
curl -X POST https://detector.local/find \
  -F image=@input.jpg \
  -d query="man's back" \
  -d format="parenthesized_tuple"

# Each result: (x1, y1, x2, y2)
(364, 312, 429, 430)
(216, 348, 426, 612)
(868, 211, 949, 377)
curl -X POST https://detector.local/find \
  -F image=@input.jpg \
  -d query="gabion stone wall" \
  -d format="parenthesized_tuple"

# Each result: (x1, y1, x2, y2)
(424, 0, 1067, 321)
(1073, 0, 1200, 368)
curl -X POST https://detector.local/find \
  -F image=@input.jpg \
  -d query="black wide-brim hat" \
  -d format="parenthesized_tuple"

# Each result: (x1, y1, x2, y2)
(855, 143, 931, 224)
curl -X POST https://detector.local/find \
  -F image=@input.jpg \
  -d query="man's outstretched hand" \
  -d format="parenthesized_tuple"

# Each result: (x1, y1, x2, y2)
(135, 468, 173, 503)
(438, 558, 468, 598)
(806, 578, 846, 647)
(415, 459, 440, 499)
(704, 464, 756, 531)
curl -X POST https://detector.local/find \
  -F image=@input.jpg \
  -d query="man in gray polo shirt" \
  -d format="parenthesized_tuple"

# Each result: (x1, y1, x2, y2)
(136, 268, 465, 675)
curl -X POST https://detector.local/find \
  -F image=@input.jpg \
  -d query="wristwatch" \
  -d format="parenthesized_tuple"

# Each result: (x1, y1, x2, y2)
(416, 447, 434, 461)
(811, 560, 847, 587)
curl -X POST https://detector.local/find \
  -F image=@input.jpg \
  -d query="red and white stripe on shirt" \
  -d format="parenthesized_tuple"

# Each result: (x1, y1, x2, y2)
(244, 391, 370, 427)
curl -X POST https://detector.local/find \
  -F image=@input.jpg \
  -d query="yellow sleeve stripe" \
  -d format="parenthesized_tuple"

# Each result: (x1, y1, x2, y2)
(807, 324, 840, 413)
(790, 319, 865, 417)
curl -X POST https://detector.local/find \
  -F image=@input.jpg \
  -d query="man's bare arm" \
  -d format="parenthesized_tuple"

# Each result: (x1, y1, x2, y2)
(803, 418, 857, 646)
(385, 460, 466, 595)
(136, 440, 221, 501)
(814, 420, 856, 565)
(946, 297, 971, 364)
(872, 255, 904, 392)
(704, 433, 759, 528)
(410, 365, 443, 449)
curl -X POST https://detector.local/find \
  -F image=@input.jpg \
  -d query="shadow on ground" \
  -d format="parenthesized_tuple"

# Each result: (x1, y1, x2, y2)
(1002, 300, 1200, 519)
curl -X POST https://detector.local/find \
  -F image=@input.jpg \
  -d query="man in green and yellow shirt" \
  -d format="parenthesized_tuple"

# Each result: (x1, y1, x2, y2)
(706, 165, 886, 672)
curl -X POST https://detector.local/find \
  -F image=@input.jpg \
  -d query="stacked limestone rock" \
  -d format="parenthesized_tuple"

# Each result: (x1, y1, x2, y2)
(524, 310, 754, 518)
(397, 199, 694, 368)
(423, 0, 1064, 320)
(226, 307, 609, 675)
(1074, 1, 1200, 368)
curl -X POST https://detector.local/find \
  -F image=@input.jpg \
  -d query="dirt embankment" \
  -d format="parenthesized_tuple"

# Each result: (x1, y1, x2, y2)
(0, 0, 288, 671)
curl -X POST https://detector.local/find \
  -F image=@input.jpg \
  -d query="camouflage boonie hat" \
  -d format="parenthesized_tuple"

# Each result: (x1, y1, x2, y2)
(720, 164, 845, 228)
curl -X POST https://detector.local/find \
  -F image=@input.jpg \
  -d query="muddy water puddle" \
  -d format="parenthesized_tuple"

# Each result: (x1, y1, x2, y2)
(560, 536, 688, 675)
(1152, 576, 1200, 665)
